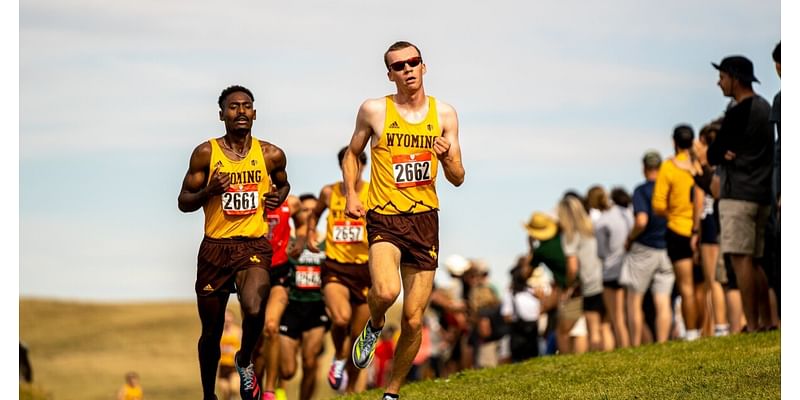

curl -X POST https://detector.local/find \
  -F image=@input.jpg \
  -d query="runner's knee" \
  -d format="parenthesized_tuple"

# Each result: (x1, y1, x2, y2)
(264, 319, 280, 337)
(331, 308, 351, 327)
(371, 286, 400, 305)
(401, 314, 424, 333)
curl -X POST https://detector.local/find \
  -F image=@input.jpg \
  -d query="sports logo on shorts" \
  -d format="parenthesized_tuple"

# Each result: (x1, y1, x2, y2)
(250, 255, 261, 264)
(203, 284, 214, 292)
(428, 245, 438, 260)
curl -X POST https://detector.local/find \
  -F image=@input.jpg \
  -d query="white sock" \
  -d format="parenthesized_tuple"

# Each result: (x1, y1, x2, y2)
(686, 329, 701, 341)
(714, 324, 730, 336)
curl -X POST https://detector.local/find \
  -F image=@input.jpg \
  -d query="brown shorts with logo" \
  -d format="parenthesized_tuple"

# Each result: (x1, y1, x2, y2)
(366, 210, 440, 271)
(321, 258, 371, 304)
(196, 236, 272, 296)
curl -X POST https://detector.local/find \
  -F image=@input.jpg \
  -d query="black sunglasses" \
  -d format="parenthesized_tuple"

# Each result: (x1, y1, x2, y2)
(389, 57, 423, 72)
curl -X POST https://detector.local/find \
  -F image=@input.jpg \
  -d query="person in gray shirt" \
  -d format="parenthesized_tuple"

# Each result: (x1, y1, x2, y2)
(558, 196, 605, 352)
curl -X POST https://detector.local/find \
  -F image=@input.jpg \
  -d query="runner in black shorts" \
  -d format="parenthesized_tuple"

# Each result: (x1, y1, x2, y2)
(278, 194, 331, 400)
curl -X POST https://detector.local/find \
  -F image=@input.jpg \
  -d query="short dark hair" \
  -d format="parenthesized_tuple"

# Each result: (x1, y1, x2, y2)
(384, 41, 422, 69)
(218, 85, 254, 109)
(699, 120, 721, 146)
(338, 146, 367, 167)
(672, 124, 694, 150)
(298, 193, 317, 202)
(773, 42, 780, 63)
(610, 187, 631, 208)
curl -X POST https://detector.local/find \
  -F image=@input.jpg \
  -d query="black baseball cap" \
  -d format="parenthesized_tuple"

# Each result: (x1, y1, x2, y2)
(712, 55, 759, 83)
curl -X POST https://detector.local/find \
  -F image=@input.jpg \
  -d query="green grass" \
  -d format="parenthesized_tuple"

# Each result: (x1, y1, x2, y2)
(20, 298, 780, 399)
(344, 331, 780, 400)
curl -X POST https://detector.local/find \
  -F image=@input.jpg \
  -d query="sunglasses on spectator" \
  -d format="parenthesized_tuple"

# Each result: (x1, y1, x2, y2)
(389, 57, 423, 72)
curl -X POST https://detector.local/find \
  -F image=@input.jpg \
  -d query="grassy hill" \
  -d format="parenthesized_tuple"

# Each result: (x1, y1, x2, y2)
(20, 298, 780, 399)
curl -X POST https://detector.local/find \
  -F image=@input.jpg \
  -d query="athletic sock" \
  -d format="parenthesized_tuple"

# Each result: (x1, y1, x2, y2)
(685, 329, 700, 341)
(714, 324, 730, 337)
(382, 393, 400, 400)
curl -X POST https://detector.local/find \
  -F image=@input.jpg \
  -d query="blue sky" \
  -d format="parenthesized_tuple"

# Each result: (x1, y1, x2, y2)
(19, 0, 782, 301)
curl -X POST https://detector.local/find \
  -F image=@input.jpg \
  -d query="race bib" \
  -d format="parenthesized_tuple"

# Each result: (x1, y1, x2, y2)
(295, 265, 322, 290)
(333, 221, 364, 244)
(392, 152, 433, 188)
(222, 184, 259, 216)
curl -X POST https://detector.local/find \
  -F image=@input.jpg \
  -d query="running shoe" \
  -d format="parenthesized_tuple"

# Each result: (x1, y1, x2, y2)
(235, 353, 262, 400)
(328, 358, 347, 390)
(352, 319, 382, 369)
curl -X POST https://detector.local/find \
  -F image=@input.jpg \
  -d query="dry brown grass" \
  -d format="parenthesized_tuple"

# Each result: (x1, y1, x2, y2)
(20, 297, 403, 400)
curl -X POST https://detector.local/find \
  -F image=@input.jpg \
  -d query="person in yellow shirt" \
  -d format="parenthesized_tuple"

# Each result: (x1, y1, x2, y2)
(652, 124, 701, 341)
(342, 41, 465, 400)
(217, 310, 242, 400)
(178, 85, 291, 400)
(296, 147, 371, 394)
(117, 372, 143, 400)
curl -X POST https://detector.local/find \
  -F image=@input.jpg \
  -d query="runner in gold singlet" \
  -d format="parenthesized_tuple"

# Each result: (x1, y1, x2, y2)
(295, 147, 371, 394)
(342, 41, 465, 400)
(178, 85, 291, 400)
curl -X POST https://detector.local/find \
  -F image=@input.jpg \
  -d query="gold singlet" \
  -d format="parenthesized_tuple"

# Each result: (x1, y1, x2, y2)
(203, 138, 271, 239)
(120, 384, 143, 400)
(219, 329, 241, 367)
(367, 96, 440, 215)
(326, 182, 370, 264)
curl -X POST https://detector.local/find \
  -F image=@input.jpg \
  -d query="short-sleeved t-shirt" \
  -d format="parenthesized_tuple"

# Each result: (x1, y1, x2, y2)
(561, 233, 603, 297)
(633, 180, 667, 249)
(529, 235, 567, 289)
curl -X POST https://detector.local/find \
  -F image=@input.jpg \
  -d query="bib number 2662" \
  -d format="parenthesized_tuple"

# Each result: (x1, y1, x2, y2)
(392, 152, 433, 188)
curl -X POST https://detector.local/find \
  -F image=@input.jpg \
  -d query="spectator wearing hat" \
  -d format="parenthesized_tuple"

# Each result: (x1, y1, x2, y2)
(524, 212, 581, 354)
(653, 125, 702, 341)
(708, 55, 774, 332)
(621, 151, 675, 346)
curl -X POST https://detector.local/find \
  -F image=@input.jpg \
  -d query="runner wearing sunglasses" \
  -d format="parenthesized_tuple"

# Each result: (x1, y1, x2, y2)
(342, 41, 465, 400)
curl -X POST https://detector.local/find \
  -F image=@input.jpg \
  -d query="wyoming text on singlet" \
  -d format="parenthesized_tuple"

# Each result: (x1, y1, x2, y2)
(367, 96, 441, 215)
(203, 138, 272, 239)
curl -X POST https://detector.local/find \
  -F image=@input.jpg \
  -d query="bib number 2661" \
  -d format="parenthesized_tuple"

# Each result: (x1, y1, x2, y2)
(222, 184, 258, 215)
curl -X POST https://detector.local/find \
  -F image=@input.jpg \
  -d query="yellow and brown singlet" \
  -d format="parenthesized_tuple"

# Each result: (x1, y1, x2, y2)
(120, 384, 143, 400)
(219, 329, 241, 367)
(325, 182, 370, 264)
(203, 138, 272, 239)
(368, 96, 441, 215)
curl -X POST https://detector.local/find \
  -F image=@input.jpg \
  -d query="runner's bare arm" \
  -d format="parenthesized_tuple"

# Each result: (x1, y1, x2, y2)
(306, 185, 332, 253)
(434, 101, 465, 187)
(344, 99, 381, 218)
(178, 142, 230, 212)
(287, 195, 305, 258)
(263, 143, 290, 210)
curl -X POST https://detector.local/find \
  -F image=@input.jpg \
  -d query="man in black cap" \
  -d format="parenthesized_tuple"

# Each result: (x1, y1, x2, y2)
(707, 55, 774, 333)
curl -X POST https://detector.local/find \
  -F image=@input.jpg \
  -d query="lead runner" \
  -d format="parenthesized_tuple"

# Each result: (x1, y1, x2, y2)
(342, 41, 465, 400)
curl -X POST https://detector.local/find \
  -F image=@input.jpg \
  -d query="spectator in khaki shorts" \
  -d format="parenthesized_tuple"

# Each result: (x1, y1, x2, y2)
(708, 55, 774, 332)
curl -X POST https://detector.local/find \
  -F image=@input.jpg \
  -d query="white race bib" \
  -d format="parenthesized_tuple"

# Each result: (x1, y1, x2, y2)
(295, 265, 322, 290)
(222, 184, 258, 216)
(332, 221, 364, 244)
(392, 152, 433, 188)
